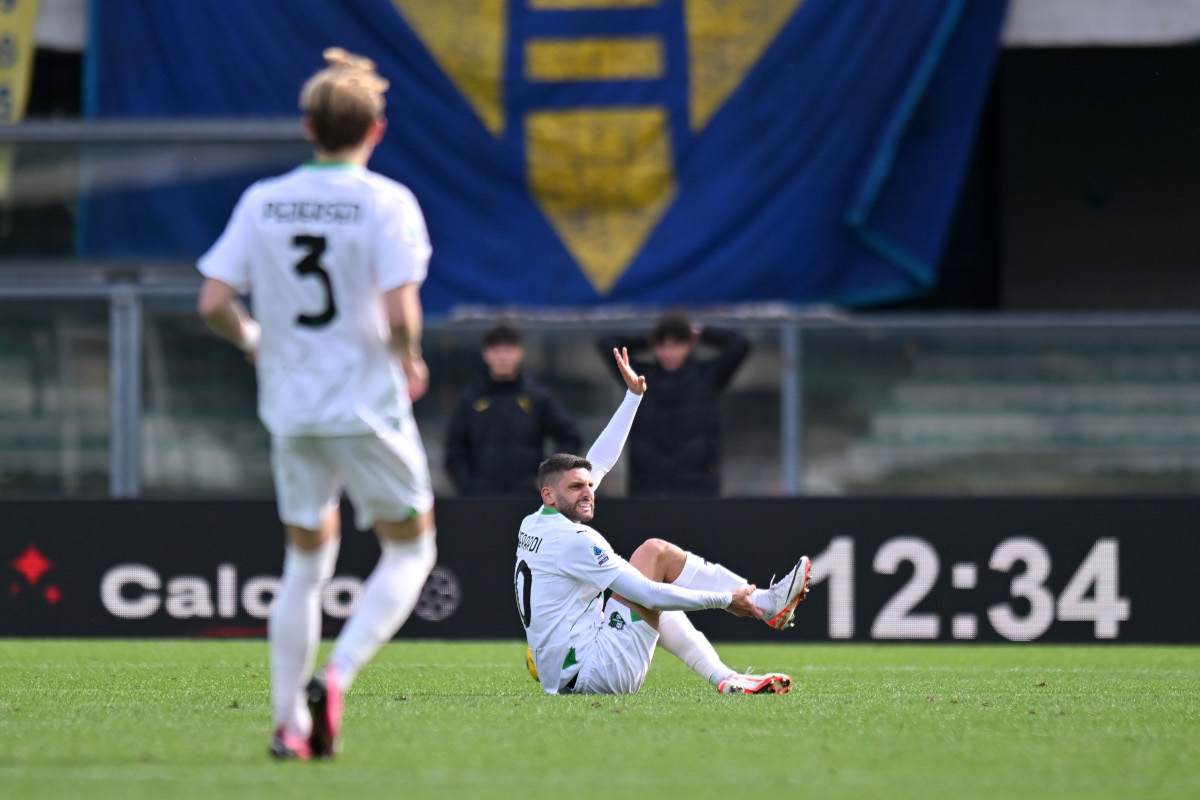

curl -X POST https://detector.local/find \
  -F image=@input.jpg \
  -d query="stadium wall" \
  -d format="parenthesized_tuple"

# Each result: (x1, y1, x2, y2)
(3, 497, 1193, 643)
(999, 46, 1200, 311)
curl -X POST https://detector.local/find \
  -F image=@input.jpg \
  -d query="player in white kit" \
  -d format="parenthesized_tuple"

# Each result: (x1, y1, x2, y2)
(197, 49, 435, 760)
(515, 348, 811, 696)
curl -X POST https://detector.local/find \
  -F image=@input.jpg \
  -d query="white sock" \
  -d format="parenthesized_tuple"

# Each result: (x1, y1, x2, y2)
(657, 610, 736, 687)
(269, 538, 339, 735)
(327, 531, 437, 690)
(674, 552, 747, 593)
(672, 554, 782, 618)
(676, 552, 777, 613)
(752, 588, 774, 613)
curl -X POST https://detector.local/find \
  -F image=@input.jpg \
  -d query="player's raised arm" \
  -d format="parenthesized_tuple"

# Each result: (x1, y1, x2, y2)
(613, 347, 647, 396)
(585, 348, 647, 485)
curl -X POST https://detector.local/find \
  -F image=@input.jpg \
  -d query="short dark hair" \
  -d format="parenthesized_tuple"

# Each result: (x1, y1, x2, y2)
(650, 313, 692, 344)
(482, 324, 521, 348)
(538, 453, 592, 488)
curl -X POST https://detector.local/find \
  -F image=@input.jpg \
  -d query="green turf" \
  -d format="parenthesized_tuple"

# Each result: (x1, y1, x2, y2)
(1, 640, 1196, 799)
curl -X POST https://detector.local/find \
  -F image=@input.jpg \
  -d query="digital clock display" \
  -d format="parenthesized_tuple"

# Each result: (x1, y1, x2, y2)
(598, 497, 1197, 644)
(808, 536, 1130, 641)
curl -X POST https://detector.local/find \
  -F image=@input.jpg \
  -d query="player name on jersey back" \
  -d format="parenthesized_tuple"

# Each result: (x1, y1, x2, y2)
(262, 201, 362, 225)
(518, 531, 544, 554)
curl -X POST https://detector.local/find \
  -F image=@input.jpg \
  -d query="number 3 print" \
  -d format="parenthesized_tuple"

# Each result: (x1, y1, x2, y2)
(293, 235, 337, 327)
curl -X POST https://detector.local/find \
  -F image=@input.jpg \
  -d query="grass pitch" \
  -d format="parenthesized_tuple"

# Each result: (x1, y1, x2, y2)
(1, 640, 1196, 800)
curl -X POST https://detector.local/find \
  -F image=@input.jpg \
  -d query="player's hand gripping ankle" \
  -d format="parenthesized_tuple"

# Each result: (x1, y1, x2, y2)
(726, 585, 763, 619)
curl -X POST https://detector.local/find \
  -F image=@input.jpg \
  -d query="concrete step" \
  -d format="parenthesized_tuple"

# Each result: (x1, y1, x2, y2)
(846, 442, 1200, 480)
(890, 381, 1200, 413)
(911, 352, 1200, 382)
(868, 410, 1200, 445)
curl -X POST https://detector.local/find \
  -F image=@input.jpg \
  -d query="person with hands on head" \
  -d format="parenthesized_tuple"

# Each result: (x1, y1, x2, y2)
(597, 313, 750, 497)
(514, 347, 811, 696)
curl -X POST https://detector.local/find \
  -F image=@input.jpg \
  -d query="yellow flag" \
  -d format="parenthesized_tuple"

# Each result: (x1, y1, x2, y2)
(0, 0, 41, 124)
(0, 0, 40, 207)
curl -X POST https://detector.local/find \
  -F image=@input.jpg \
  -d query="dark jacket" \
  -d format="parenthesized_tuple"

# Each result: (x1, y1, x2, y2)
(597, 327, 750, 497)
(444, 369, 582, 496)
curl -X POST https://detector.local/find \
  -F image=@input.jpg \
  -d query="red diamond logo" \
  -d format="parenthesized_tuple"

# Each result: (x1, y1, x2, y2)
(13, 546, 51, 585)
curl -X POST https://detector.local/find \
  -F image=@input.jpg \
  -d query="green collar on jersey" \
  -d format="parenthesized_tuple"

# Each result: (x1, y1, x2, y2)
(304, 160, 355, 169)
(540, 506, 559, 515)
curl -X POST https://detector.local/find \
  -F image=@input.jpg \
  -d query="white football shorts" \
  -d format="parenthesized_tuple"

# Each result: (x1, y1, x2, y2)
(571, 598, 661, 695)
(271, 421, 434, 531)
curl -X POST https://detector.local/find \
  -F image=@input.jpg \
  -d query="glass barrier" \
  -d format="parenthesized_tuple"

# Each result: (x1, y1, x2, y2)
(801, 319, 1200, 494)
(132, 315, 738, 497)
(3, 123, 1200, 498)
(139, 300, 270, 495)
(0, 301, 111, 493)
(7, 298, 1200, 498)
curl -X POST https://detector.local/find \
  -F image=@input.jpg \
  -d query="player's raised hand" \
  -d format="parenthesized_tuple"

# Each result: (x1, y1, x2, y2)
(613, 347, 647, 395)
(726, 584, 763, 619)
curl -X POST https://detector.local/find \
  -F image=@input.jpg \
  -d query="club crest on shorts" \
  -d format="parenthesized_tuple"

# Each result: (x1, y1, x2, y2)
(608, 611, 626, 630)
(592, 545, 609, 567)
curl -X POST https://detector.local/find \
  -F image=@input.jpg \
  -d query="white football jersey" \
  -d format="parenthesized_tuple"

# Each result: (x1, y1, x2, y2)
(515, 506, 626, 694)
(198, 162, 431, 437)
(513, 390, 643, 694)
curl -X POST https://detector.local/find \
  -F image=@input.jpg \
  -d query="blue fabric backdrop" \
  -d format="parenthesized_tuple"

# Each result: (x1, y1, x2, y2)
(86, 0, 1007, 313)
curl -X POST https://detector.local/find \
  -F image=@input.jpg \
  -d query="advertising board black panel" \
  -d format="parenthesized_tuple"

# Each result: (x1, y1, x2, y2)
(2, 498, 1196, 642)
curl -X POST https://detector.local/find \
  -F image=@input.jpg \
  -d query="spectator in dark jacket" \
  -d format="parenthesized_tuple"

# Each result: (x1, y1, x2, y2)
(597, 314, 750, 497)
(445, 324, 582, 496)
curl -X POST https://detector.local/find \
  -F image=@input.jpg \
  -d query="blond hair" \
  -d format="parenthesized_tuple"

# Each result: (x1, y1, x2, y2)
(299, 48, 389, 153)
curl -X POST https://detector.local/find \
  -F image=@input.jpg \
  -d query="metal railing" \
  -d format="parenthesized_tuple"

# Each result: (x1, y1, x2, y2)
(7, 262, 1200, 497)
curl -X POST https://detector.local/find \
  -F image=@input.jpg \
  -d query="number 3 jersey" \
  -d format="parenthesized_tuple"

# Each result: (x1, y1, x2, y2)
(515, 506, 626, 694)
(197, 162, 431, 437)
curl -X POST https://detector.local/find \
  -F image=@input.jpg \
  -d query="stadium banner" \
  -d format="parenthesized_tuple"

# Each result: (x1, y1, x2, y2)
(0, 0, 40, 203)
(2, 496, 1194, 643)
(0, 0, 38, 124)
(84, 0, 1007, 312)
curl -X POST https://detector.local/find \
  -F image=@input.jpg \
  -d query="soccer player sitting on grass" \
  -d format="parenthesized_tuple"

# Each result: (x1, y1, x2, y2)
(514, 348, 811, 696)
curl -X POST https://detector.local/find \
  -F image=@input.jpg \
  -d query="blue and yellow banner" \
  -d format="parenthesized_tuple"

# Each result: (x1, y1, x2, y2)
(87, 0, 1007, 312)
(0, 0, 39, 124)
(0, 0, 40, 202)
